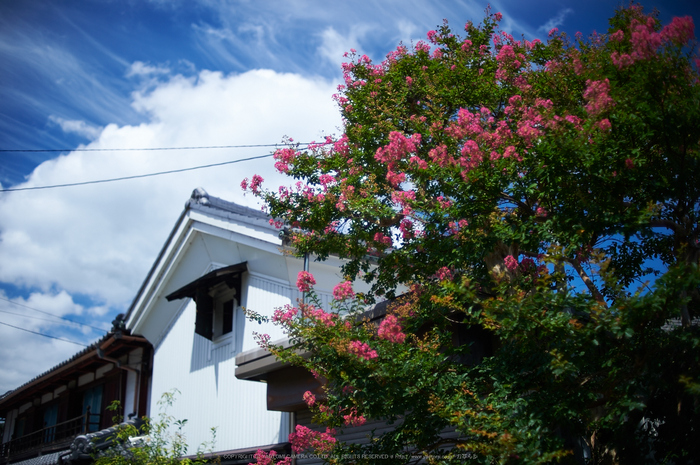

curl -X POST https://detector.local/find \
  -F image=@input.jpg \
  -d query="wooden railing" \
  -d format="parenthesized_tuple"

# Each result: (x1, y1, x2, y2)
(1, 409, 100, 460)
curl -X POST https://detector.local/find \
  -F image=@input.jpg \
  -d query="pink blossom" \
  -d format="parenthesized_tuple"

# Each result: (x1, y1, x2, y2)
(332, 281, 355, 301)
(583, 79, 614, 116)
(272, 304, 298, 324)
(302, 304, 336, 327)
(494, 12, 503, 22)
(288, 425, 337, 454)
(504, 255, 519, 272)
(409, 156, 428, 170)
(399, 219, 414, 240)
(253, 449, 276, 465)
(303, 391, 316, 407)
(427, 30, 439, 43)
(373, 232, 392, 246)
(296, 271, 316, 292)
(610, 29, 625, 42)
(378, 314, 406, 343)
(273, 148, 297, 173)
(565, 114, 583, 129)
(240, 178, 248, 191)
(630, 18, 662, 61)
(610, 51, 633, 69)
(405, 76, 413, 86)
(625, 158, 635, 169)
(429, 144, 452, 167)
(319, 174, 336, 190)
(348, 341, 378, 360)
(597, 119, 612, 131)
(436, 266, 453, 281)
(661, 16, 694, 46)
(375, 132, 422, 163)
(254, 332, 271, 348)
(250, 175, 264, 194)
(436, 195, 452, 209)
(343, 408, 367, 427)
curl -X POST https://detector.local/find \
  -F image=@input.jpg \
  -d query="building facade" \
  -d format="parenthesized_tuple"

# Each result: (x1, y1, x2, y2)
(0, 318, 151, 465)
(123, 188, 353, 462)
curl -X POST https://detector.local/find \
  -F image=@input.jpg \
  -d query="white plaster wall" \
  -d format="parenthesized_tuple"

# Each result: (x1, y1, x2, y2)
(151, 294, 289, 454)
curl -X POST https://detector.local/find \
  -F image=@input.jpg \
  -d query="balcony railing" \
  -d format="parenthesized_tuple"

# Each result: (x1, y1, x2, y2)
(1, 409, 100, 461)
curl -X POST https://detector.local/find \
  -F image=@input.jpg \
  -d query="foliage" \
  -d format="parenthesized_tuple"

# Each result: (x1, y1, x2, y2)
(245, 4, 700, 464)
(94, 390, 218, 465)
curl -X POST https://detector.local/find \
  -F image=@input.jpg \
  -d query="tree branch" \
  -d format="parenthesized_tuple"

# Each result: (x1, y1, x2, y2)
(567, 258, 607, 307)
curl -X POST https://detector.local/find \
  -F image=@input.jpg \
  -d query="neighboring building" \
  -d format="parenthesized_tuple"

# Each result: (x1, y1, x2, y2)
(123, 188, 358, 463)
(0, 317, 152, 465)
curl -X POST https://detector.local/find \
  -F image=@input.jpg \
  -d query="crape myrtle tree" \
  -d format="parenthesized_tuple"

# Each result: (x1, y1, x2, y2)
(244, 4, 700, 464)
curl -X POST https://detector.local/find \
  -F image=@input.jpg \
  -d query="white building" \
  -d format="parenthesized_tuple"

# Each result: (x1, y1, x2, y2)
(124, 188, 349, 461)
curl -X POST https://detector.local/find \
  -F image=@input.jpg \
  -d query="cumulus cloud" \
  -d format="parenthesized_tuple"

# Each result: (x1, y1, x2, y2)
(0, 67, 342, 392)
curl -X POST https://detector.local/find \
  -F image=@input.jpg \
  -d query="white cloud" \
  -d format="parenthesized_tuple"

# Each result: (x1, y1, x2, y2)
(538, 8, 574, 34)
(317, 25, 372, 70)
(48, 115, 103, 140)
(126, 61, 171, 78)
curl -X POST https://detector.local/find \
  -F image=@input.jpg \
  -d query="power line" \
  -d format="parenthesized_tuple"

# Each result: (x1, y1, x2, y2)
(0, 308, 104, 332)
(0, 296, 106, 332)
(0, 153, 275, 193)
(0, 143, 306, 153)
(0, 320, 88, 347)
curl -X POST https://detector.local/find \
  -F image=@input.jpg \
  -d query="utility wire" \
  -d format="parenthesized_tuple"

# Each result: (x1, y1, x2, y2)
(0, 296, 106, 332)
(0, 143, 309, 153)
(0, 320, 88, 347)
(0, 308, 104, 332)
(0, 153, 276, 193)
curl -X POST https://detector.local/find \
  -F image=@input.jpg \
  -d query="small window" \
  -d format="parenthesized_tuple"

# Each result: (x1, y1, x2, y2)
(166, 263, 246, 342)
(211, 283, 237, 340)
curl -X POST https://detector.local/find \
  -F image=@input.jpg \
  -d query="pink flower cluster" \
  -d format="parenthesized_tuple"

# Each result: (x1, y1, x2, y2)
(504, 255, 519, 272)
(301, 303, 336, 327)
(303, 390, 316, 407)
(583, 79, 614, 117)
(343, 408, 367, 427)
(374, 132, 422, 186)
(435, 266, 453, 281)
(373, 232, 392, 247)
(272, 304, 298, 325)
(273, 148, 297, 173)
(296, 271, 316, 293)
(399, 218, 415, 240)
(377, 314, 406, 343)
(610, 15, 694, 69)
(332, 281, 355, 301)
(391, 190, 416, 215)
(495, 44, 524, 82)
(288, 425, 337, 454)
(348, 341, 378, 360)
(661, 16, 694, 46)
(253, 449, 290, 465)
(240, 175, 264, 195)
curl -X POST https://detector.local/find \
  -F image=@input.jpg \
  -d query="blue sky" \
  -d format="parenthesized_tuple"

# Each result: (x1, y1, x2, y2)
(0, 0, 698, 394)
